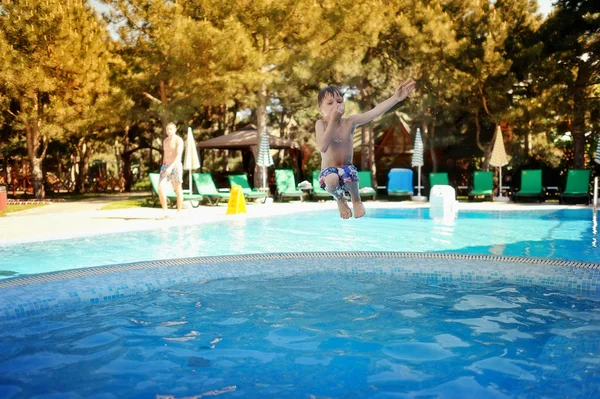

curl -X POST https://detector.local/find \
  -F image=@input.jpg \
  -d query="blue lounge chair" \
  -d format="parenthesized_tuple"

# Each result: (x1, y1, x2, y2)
(387, 168, 413, 200)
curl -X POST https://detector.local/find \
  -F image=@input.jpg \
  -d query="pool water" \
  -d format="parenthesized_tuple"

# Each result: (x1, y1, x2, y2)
(0, 208, 598, 278)
(1, 273, 599, 398)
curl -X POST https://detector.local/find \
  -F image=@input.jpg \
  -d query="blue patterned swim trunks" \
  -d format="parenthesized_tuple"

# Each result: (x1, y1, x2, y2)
(159, 161, 183, 184)
(318, 164, 359, 190)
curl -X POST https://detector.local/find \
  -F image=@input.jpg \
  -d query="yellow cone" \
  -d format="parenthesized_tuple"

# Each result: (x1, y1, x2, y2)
(226, 185, 247, 215)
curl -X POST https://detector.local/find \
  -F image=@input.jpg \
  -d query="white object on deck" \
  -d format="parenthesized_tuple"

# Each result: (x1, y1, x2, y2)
(429, 185, 458, 220)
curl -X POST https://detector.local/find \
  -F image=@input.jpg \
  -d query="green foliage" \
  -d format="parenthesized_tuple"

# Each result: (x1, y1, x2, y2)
(1, 0, 597, 181)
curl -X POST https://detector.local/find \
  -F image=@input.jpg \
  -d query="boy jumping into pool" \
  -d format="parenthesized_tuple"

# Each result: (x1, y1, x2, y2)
(158, 122, 184, 219)
(316, 79, 416, 219)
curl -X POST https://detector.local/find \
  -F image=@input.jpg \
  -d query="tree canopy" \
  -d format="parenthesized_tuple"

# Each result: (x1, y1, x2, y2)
(0, 0, 597, 197)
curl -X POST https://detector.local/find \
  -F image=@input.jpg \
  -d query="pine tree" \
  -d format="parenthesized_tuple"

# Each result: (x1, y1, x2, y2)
(0, 0, 114, 198)
(537, 0, 600, 168)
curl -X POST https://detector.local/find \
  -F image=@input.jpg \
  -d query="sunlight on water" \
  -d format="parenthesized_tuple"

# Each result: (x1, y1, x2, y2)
(0, 208, 597, 277)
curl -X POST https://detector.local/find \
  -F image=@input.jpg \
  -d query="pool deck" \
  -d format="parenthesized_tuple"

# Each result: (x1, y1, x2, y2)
(0, 194, 594, 244)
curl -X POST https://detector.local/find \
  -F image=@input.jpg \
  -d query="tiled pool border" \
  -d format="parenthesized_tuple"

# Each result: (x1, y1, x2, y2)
(1, 251, 599, 323)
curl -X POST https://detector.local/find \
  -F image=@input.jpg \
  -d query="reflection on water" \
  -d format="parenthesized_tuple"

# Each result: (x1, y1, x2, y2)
(593, 212, 597, 248)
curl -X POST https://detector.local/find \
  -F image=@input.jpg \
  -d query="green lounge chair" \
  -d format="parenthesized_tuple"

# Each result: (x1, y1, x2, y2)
(429, 172, 450, 187)
(275, 169, 306, 202)
(149, 172, 203, 208)
(357, 171, 377, 200)
(559, 169, 590, 204)
(468, 171, 493, 202)
(311, 170, 331, 201)
(228, 174, 268, 202)
(513, 169, 544, 203)
(192, 173, 230, 206)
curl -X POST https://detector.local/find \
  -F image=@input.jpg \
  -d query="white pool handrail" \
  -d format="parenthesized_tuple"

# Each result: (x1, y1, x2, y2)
(594, 176, 598, 213)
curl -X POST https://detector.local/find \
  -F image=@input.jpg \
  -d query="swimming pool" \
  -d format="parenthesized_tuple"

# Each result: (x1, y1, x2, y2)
(1, 208, 599, 397)
(1, 208, 598, 278)
(0, 253, 599, 398)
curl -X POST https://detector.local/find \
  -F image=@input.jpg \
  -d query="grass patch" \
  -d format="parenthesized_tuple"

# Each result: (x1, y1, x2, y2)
(100, 197, 155, 210)
(0, 203, 47, 217)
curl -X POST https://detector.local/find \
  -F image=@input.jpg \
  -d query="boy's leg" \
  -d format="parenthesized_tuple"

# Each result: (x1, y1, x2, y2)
(323, 173, 352, 219)
(344, 181, 366, 218)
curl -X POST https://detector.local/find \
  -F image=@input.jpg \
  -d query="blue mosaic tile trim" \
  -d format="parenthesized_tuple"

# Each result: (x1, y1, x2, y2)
(0, 252, 598, 323)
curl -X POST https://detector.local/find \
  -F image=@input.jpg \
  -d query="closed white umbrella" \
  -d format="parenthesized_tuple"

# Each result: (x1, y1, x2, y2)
(489, 126, 509, 201)
(595, 139, 600, 165)
(256, 132, 274, 191)
(411, 128, 425, 200)
(183, 127, 200, 194)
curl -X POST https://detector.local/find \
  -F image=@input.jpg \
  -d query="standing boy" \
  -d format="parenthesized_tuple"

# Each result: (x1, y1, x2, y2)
(158, 122, 184, 219)
(316, 79, 415, 219)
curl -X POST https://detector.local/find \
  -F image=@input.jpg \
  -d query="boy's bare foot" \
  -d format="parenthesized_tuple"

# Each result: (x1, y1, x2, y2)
(352, 200, 366, 218)
(336, 198, 352, 219)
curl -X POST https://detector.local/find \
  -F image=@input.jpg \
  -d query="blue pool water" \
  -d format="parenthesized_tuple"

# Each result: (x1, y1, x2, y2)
(1, 273, 599, 398)
(0, 208, 598, 277)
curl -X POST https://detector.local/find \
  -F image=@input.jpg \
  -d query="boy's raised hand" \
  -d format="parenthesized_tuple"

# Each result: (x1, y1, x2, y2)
(395, 79, 416, 101)
(328, 103, 344, 123)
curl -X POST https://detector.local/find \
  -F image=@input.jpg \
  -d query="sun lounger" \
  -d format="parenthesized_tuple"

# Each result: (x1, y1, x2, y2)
(559, 169, 590, 204)
(512, 169, 544, 203)
(357, 171, 377, 200)
(429, 172, 450, 187)
(275, 169, 306, 202)
(228, 174, 268, 202)
(149, 172, 203, 208)
(468, 171, 493, 202)
(387, 168, 413, 200)
(192, 173, 230, 206)
(311, 170, 331, 201)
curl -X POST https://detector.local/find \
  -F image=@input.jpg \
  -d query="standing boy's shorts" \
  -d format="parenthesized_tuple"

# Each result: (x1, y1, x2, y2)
(159, 161, 183, 184)
(318, 164, 359, 190)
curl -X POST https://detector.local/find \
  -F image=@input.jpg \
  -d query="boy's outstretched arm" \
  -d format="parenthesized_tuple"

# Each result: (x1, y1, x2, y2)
(348, 79, 415, 127)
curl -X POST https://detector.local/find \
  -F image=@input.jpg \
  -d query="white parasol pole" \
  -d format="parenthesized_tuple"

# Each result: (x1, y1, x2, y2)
(417, 165, 422, 197)
(498, 166, 503, 199)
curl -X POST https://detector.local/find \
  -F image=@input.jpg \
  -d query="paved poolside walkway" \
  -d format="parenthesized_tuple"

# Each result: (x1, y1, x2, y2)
(0, 193, 594, 244)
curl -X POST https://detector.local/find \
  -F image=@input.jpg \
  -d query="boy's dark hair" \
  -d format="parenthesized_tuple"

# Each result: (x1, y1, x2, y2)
(318, 86, 343, 107)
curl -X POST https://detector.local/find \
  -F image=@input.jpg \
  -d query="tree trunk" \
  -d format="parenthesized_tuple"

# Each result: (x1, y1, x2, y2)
(474, 108, 492, 170)
(121, 152, 133, 192)
(24, 118, 47, 199)
(428, 123, 437, 172)
(572, 62, 591, 169)
(75, 138, 92, 193)
(121, 126, 132, 192)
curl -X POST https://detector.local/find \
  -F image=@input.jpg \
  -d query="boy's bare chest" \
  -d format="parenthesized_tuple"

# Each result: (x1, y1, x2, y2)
(326, 121, 355, 144)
